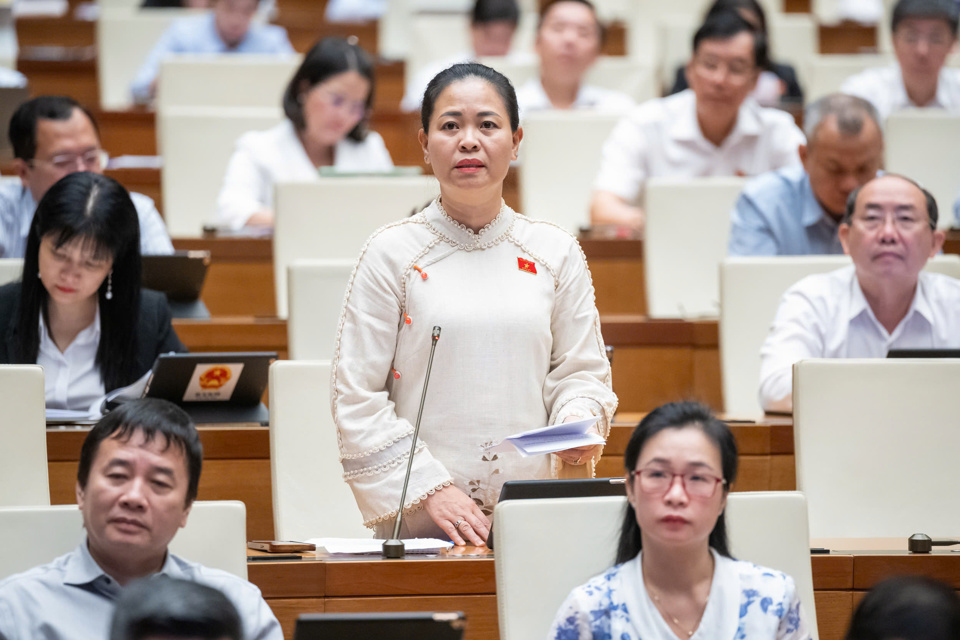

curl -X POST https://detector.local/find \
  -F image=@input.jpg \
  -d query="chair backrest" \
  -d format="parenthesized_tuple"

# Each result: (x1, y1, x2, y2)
(156, 54, 301, 111)
(494, 491, 818, 640)
(794, 359, 960, 539)
(519, 111, 622, 233)
(97, 7, 207, 110)
(268, 360, 368, 540)
(0, 257, 22, 286)
(272, 177, 439, 318)
(0, 501, 247, 580)
(644, 176, 747, 318)
(287, 260, 354, 360)
(159, 106, 284, 236)
(0, 365, 48, 506)
(719, 255, 960, 416)
(805, 53, 892, 101)
(885, 111, 960, 230)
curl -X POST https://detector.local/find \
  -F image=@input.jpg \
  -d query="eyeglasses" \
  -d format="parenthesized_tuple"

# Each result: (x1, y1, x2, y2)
(851, 209, 934, 232)
(29, 149, 108, 173)
(896, 29, 953, 48)
(691, 55, 756, 84)
(313, 88, 366, 119)
(630, 467, 726, 499)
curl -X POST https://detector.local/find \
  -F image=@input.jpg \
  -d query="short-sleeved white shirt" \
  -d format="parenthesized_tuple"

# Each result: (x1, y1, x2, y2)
(840, 64, 960, 122)
(592, 89, 805, 203)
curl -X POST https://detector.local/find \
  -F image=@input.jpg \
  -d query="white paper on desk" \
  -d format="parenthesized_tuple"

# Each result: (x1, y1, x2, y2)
(484, 416, 602, 457)
(306, 537, 453, 555)
(45, 370, 152, 423)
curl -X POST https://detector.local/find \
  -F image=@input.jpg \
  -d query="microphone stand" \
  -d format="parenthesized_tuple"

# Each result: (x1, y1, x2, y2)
(383, 326, 441, 559)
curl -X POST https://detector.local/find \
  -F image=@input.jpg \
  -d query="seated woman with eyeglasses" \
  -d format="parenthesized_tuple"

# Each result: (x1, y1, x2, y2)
(549, 401, 811, 640)
(215, 36, 394, 229)
(0, 172, 186, 411)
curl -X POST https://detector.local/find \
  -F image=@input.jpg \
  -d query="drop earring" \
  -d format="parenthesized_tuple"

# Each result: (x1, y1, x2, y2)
(105, 272, 113, 300)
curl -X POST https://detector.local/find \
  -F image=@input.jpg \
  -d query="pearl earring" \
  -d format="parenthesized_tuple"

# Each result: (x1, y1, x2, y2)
(105, 272, 113, 300)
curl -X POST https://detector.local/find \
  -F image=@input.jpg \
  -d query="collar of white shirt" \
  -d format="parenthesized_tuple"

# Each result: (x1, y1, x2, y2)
(848, 270, 935, 335)
(667, 90, 764, 145)
(39, 303, 101, 356)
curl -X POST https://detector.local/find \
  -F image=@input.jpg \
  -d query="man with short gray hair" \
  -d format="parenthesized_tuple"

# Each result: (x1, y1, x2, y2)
(728, 93, 883, 256)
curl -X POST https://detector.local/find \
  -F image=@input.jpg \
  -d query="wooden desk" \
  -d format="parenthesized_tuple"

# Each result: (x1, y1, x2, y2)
(601, 412, 796, 490)
(47, 426, 274, 541)
(17, 57, 98, 109)
(250, 545, 954, 640)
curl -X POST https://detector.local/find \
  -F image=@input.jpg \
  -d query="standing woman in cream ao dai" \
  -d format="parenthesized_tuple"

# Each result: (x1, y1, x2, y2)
(332, 63, 617, 545)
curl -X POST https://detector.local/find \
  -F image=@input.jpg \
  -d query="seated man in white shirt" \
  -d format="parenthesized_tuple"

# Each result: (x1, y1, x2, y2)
(400, 0, 521, 112)
(589, 10, 805, 231)
(0, 399, 282, 640)
(131, 0, 295, 103)
(0, 96, 173, 258)
(840, 0, 960, 122)
(728, 93, 884, 256)
(515, 0, 633, 117)
(758, 174, 960, 412)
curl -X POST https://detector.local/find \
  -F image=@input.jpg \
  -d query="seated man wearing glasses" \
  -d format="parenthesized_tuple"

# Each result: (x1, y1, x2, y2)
(589, 10, 804, 232)
(840, 0, 960, 123)
(758, 174, 960, 412)
(0, 96, 173, 258)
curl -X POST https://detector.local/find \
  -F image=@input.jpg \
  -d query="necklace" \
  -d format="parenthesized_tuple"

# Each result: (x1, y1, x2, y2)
(647, 586, 707, 638)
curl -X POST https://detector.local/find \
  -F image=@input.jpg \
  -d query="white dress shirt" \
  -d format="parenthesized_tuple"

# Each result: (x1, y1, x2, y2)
(215, 120, 394, 229)
(37, 306, 105, 411)
(0, 181, 173, 258)
(516, 78, 634, 120)
(840, 64, 960, 122)
(593, 89, 805, 204)
(758, 265, 960, 411)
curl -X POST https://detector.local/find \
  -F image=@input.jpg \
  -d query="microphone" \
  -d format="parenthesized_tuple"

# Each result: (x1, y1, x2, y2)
(383, 326, 442, 559)
(908, 533, 960, 553)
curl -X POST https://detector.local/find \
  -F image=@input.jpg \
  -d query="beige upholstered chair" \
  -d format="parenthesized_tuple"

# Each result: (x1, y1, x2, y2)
(494, 491, 818, 640)
(0, 501, 248, 580)
(0, 365, 48, 507)
(794, 359, 960, 539)
(269, 360, 368, 539)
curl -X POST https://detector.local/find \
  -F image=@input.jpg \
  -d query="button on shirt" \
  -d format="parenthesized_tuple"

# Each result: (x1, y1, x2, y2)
(38, 305, 105, 411)
(758, 266, 960, 410)
(728, 165, 845, 256)
(130, 13, 295, 102)
(593, 89, 805, 204)
(516, 78, 635, 120)
(0, 181, 174, 258)
(840, 65, 960, 122)
(0, 542, 283, 640)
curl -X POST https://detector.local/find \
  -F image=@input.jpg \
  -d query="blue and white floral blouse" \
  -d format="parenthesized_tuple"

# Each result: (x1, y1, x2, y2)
(549, 550, 810, 640)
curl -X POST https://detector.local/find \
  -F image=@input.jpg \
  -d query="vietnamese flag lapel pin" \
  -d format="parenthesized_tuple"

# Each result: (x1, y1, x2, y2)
(517, 257, 537, 274)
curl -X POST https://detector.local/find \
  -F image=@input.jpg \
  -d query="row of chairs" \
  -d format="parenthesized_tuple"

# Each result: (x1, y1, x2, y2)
(11, 354, 959, 637)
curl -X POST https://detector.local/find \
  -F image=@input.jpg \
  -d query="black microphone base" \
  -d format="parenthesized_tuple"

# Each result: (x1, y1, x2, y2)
(382, 538, 405, 559)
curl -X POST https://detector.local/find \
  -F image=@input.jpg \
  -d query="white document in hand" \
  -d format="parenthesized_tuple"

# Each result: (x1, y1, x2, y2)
(484, 416, 602, 457)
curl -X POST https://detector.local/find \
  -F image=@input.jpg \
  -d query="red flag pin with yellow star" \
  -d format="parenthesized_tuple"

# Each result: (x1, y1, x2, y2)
(518, 257, 537, 274)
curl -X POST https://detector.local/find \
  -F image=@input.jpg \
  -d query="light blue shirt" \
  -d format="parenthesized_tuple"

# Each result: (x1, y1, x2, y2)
(0, 180, 174, 258)
(728, 164, 844, 256)
(0, 542, 282, 640)
(130, 13, 295, 102)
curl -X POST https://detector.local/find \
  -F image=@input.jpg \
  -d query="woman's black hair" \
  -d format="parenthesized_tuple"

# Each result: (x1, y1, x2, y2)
(16, 172, 142, 391)
(420, 62, 520, 133)
(845, 575, 960, 640)
(615, 401, 739, 565)
(282, 36, 376, 143)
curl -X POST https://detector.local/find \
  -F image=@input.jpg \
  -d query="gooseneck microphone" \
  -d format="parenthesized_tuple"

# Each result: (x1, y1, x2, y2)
(908, 533, 960, 553)
(383, 326, 442, 559)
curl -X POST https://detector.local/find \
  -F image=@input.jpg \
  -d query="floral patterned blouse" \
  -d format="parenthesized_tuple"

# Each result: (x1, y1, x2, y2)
(549, 550, 810, 640)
